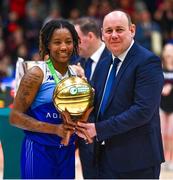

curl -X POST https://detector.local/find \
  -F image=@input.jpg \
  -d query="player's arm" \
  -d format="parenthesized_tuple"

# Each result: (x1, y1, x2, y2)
(10, 66, 74, 138)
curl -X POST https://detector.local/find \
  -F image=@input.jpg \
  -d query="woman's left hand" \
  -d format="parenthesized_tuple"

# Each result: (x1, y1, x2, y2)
(71, 63, 86, 79)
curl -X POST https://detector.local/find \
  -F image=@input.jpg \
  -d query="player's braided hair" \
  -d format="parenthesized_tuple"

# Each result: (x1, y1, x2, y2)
(39, 19, 79, 59)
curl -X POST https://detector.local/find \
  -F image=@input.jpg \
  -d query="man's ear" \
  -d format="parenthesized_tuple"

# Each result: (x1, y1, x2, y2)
(130, 24, 136, 38)
(101, 28, 105, 42)
(88, 32, 94, 40)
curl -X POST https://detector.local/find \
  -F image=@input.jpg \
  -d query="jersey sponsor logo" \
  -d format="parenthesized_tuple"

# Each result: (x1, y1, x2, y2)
(46, 75, 54, 81)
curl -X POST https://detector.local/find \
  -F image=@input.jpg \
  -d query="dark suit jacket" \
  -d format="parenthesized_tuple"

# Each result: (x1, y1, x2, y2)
(91, 42, 165, 172)
(72, 47, 110, 82)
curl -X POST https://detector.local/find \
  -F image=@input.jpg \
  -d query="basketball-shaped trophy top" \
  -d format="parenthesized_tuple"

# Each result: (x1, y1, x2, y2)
(53, 76, 94, 117)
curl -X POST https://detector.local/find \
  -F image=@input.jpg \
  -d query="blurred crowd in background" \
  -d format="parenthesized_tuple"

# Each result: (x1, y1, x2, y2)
(0, 0, 173, 79)
(0, 0, 173, 81)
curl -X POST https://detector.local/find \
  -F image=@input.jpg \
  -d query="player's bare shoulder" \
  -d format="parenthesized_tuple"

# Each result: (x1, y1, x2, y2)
(20, 66, 44, 91)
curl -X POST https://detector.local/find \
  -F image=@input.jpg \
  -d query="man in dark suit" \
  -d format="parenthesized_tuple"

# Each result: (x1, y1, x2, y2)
(77, 10, 165, 179)
(72, 17, 110, 179)
(73, 17, 110, 82)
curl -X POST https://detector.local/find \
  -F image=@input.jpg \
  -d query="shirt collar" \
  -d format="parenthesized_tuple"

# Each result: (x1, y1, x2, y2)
(55, 66, 77, 80)
(90, 42, 105, 63)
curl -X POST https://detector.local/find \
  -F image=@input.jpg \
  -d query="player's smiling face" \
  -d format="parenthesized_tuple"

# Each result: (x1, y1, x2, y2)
(48, 28, 74, 64)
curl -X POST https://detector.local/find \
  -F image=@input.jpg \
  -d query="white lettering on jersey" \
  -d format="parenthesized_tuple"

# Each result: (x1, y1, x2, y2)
(46, 112, 61, 119)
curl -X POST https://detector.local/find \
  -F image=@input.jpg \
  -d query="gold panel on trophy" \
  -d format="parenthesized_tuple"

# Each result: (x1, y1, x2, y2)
(53, 76, 94, 117)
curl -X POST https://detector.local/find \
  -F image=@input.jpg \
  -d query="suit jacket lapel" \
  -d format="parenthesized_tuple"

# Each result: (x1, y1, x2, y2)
(94, 55, 112, 112)
(100, 47, 110, 60)
(92, 47, 110, 81)
(103, 43, 137, 112)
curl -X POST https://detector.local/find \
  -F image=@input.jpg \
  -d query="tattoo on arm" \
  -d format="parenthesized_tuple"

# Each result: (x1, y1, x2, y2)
(10, 67, 60, 135)
(17, 71, 42, 110)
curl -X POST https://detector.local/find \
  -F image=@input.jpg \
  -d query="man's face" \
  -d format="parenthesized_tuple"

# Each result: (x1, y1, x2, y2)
(75, 25, 91, 58)
(102, 11, 135, 56)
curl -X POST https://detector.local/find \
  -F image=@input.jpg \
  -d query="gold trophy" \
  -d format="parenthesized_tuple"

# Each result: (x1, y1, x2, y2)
(53, 76, 94, 116)
(53, 76, 94, 145)
(46, 59, 94, 145)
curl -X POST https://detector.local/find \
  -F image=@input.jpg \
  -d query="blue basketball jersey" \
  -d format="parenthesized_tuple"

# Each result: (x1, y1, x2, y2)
(24, 64, 77, 146)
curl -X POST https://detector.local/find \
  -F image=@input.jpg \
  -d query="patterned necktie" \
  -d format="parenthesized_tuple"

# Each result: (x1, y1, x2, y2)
(100, 58, 120, 114)
(85, 58, 93, 81)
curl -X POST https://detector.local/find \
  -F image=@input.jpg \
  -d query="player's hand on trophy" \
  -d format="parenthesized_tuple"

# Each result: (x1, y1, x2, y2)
(70, 63, 86, 79)
(56, 123, 75, 139)
(59, 107, 94, 145)
(59, 109, 77, 146)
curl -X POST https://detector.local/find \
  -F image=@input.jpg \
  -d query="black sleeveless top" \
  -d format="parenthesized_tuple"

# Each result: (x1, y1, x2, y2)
(160, 69, 173, 113)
